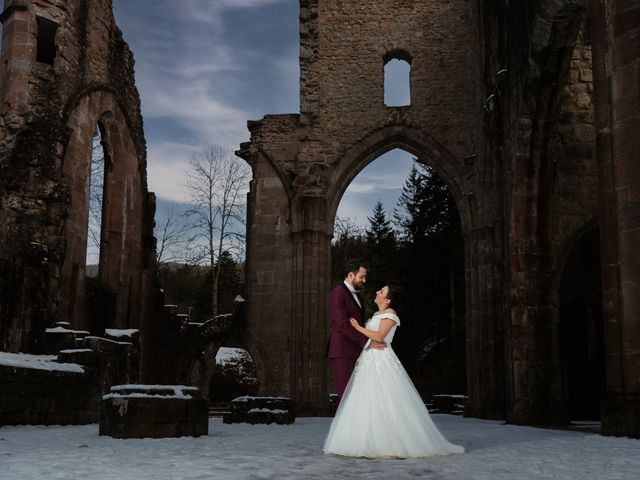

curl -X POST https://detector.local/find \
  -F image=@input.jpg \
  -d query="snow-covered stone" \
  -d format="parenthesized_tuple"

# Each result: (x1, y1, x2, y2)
(0, 352, 84, 373)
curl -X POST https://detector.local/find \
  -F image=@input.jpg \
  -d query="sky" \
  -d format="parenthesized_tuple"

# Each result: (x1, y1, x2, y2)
(111, 0, 416, 230)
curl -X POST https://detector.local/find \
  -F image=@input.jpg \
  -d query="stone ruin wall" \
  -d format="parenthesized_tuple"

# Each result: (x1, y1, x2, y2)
(297, 0, 483, 193)
(0, 0, 155, 353)
(548, 23, 599, 269)
(239, 0, 488, 411)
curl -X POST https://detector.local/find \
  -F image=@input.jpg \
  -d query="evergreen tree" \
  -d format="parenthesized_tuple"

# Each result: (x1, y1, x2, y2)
(394, 161, 459, 242)
(365, 201, 396, 247)
(394, 164, 426, 243)
(362, 201, 398, 305)
(392, 159, 465, 393)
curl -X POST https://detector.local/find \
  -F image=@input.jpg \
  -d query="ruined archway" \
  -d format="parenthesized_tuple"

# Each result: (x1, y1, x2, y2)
(331, 144, 467, 401)
(327, 127, 473, 232)
(60, 89, 146, 334)
(237, 0, 502, 416)
(178, 318, 267, 402)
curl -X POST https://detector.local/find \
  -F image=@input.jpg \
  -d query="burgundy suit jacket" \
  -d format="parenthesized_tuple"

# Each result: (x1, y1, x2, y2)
(326, 283, 368, 359)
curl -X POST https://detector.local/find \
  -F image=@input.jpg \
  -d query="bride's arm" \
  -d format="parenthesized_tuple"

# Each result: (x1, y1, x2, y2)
(349, 318, 397, 342)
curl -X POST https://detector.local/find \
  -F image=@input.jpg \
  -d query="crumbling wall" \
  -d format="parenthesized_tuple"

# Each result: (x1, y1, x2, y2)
(0, 0, 155, 353)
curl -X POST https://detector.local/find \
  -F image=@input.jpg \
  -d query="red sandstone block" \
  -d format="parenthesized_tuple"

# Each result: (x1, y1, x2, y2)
(613, 120, 640, 168)
(612, 61, 639, 99)
(614, 6, 640, 37)
(612, 31, 640, 69)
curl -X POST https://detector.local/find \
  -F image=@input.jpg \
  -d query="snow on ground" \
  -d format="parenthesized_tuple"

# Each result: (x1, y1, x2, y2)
(0, 416, 637, 480)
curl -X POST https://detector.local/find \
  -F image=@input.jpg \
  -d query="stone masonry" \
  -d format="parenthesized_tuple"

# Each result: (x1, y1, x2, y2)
(0, 0, 638, 439)
(238, 0, 489, 415)
(239, 0, 640, 437)
(0, 0, 156, 355)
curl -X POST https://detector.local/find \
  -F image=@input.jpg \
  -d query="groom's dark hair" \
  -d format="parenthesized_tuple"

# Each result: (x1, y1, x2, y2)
(343, 259, 367, 278)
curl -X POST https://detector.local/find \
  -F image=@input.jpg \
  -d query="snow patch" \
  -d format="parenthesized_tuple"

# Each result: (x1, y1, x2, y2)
(104, 329, 139, 338)
(215, 347, 249, 365)
(0, 352, 85, 373)
(84, 336, 133, 346)
(45, 326, 90, 335)
(248, 408, 288, 414)
(104, 384, 198, 400)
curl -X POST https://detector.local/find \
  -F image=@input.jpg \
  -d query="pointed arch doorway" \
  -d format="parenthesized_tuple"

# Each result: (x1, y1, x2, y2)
(238, 125, 502, 416)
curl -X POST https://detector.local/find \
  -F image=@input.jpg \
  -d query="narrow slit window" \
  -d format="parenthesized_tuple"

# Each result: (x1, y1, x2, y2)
(36, 17, 57, 66)
(384, 57, 411, 107)
(86, 125, 107, 274)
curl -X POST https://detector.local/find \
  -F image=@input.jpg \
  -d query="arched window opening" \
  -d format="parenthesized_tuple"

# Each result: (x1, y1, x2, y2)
(36, 16, 57, 65)
(333, 148, 465, 408)
(86, 125, 107, 276)
(384, 54, 411, 107)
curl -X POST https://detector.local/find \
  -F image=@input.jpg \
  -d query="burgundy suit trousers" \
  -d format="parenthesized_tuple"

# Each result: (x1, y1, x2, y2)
(330, 357, 358, 398)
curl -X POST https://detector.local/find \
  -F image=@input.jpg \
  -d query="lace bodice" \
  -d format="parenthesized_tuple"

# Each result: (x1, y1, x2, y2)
(365, 312, 400, 344)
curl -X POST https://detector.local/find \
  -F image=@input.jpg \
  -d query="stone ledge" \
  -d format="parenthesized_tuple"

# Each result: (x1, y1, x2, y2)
(223, 396, 295, 425)
(99, 384, 208, 438)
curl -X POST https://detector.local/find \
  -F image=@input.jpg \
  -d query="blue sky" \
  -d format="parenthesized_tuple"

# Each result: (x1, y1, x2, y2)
(112, 0, 415, 229)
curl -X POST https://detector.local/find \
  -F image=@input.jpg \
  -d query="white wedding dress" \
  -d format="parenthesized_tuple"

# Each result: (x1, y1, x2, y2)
(323, 312, 465, 459)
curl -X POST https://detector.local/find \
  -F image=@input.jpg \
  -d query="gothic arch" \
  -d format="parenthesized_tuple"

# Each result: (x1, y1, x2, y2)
(326, 126, 475, 235)
(60, 89, 145, 332)
(179, 318, 267, 400)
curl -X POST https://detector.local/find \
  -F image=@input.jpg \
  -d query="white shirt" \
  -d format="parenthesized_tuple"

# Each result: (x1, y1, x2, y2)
(344, 281, 370, 349)
(343, 280, 361, 308)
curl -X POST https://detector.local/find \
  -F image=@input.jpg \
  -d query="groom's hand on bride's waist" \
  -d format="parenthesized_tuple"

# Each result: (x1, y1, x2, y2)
(370, 340, 387, 350)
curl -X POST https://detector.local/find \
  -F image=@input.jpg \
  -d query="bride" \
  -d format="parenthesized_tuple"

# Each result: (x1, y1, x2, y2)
(323, 284, 465, 459)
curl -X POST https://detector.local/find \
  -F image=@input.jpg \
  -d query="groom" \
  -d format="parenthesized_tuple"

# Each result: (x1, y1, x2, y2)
(327, 260, 385, 399)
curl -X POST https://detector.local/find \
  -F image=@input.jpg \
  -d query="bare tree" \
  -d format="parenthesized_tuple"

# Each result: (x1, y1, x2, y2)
(154, 202, 188, 265)
(333, 216, 365, 243)
(86, 128, 106, 272)
(184, 145, 250, 317)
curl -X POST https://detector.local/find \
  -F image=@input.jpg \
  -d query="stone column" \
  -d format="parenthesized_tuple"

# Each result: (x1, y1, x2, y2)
(506, 115, 569, 425)
(591, 0, 640, 438)
(465, 225, 506, 419)
(289, 195, 332, 414)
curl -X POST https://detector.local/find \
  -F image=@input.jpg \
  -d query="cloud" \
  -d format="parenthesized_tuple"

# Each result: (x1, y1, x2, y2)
(178, 0, 289, 27)
(139, 72, 253, 146)
(112, 0, 412, 227)
(335, 150, 415, 228)
(146, 142, 202, 202)
(112, 0, 298, 202)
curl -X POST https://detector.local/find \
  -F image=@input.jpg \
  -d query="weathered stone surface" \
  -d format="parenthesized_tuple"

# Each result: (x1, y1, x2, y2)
(223, 396, 295, 425)
(0, 360, 94, 426)
(239, 0, 640, 438)
(426, 394, 468, 416)
(99, 385, 208, 438)
(0, 333, 140, 425)
(0, 0, 156, 354)
(0, 0, 638, 439)
(239, 0, 488, 417)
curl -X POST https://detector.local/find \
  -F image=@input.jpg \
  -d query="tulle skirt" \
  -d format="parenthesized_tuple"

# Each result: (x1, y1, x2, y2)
(323, 347, 465, 459)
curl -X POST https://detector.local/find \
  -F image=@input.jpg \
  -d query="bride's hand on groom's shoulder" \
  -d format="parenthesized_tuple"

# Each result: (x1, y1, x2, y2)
(349, 318, 358, 327)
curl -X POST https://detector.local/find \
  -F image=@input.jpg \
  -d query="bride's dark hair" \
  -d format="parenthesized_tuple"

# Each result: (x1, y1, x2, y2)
(385, 284, 406, 311)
